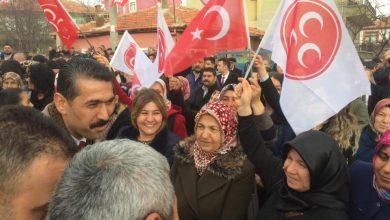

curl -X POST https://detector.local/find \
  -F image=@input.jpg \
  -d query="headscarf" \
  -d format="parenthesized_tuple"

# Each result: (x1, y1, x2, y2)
(153, 79, 172, 110)
(2, 72, 22, 87)
(373, 130, 390, 202)
(370, 98, 390, 134)
(218, 83, 236, 101)
(193, 101, 238, 175)
(277, 131, 349, 212)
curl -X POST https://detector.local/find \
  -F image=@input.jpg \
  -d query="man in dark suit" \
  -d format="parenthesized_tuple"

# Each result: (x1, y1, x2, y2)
(228, 57, 243, 77)
(185, 68, 220, 134)
(217, 58, 239, 87)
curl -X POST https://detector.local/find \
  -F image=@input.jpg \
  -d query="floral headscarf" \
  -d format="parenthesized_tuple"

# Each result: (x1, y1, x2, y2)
(373, 130, 390, 202)
(193, 101, 238, 175)
(370, 98, 390, 134)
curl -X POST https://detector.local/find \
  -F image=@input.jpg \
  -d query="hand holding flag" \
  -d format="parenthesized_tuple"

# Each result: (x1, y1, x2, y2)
(260, 0, 371, 134)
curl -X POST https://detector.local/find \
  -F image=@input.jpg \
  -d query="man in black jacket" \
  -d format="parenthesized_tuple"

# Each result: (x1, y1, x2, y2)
(185, 68, 221, 134)
(217, 58, 239, 87)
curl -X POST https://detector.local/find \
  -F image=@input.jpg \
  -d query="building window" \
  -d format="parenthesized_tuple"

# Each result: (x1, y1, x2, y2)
(130, 2, 136, 12)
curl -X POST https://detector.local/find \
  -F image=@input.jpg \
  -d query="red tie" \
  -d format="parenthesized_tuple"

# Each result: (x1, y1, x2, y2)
(221, 76, 225, 85)
(78, 141, 86, 149)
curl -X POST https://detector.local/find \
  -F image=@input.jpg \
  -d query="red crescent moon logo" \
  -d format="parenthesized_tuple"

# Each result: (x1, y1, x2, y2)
(280, 0, 341, 80)
(124, 42, 137, 70)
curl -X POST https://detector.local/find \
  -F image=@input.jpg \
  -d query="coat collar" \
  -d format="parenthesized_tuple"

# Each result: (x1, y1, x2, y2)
(174, 136, 246, 180)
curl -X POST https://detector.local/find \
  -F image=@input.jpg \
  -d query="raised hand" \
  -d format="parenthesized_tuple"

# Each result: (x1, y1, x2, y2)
(237, 77, 253, 116)
(168, 76, 182, 91)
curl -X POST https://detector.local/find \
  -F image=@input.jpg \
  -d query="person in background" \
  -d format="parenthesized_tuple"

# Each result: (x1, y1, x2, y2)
(1, 43, 14, 61)
(118, 89, 181, 165)
(151, 79, 188, 138)
(28, 63, 55, 111)
(349, 130, 390, 219)
(0, 88, 33, 107)
(228, 57, 242, 77)
(48, 139, 179, 220)
(217, 58, 239, 87)
(2, 72, 22, 89)
(171, 101, 255, 219)
(355, 98, 390, 162)
(204, 56, 216, 69)
(0, 106, 77, 220)
(186, 59, 205, 103)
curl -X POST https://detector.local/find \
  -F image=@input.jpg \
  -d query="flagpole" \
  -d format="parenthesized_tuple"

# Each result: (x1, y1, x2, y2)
(56, 0, 95, 52)
(242, 0, 253, 79)
(244, 43, 261, 79)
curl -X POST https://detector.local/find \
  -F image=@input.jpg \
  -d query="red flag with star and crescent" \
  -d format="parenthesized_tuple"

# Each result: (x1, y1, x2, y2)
(163, 0, 249, 76)
(37, 0, 79, 49)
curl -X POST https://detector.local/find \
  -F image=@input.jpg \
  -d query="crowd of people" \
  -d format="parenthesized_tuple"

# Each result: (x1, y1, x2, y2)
(0, 42, 389, 220)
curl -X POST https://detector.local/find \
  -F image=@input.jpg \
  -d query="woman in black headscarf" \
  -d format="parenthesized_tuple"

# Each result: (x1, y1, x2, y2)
(237, 78, 349, 219)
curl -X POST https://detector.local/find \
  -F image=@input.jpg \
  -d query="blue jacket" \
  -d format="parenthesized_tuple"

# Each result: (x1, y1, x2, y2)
(186, 71, 203, 104)
(349, 161, 390, 220)
(355, 126, 378, 163)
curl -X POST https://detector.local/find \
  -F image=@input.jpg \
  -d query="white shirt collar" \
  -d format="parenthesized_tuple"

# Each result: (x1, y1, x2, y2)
(71, 135, 87, 146)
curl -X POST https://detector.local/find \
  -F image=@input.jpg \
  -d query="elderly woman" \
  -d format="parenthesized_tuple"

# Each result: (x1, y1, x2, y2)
(238, 78, 349, 219)
(2, 72, 22, 89)
(355, 98, 390, 162)
(171, 101, 255, 220)
(118, 89, 181, 164)
(350, 131, 390, 219)
(151, 79, 188, 139)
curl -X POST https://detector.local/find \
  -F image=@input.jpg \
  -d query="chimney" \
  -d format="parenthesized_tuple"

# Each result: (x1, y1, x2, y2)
(94, 5, 105, 27)
(161, 0, 168, 9)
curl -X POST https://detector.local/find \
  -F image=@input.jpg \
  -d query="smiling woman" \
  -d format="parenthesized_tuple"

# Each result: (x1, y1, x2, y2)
(355, 98, 390, 162)
(118, 89, 181, 165)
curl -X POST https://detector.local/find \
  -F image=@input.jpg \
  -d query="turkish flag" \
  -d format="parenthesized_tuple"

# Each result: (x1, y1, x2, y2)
(260, 0, 370, 134)
(112, 0, 128, 7)
(37, 0, 78, 49)
(164, 0, 249, 76)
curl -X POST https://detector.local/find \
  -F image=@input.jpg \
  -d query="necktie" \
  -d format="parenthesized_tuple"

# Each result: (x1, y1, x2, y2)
(221, 76, 225, 85)
(78, 141, 86, 149)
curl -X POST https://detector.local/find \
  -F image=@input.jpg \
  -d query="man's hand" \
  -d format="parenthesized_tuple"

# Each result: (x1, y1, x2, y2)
(169, 77, 182, 91)
(253, 52, 268, 80)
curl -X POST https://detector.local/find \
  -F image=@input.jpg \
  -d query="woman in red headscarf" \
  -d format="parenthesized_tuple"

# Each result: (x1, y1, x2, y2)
(355, 98, 390, 162)
(170, 101, 255, 220)
(350, 130, 390, 219)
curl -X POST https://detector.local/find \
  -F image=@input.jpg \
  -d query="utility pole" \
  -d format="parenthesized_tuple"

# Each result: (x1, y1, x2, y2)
(109, 3, 118, 49)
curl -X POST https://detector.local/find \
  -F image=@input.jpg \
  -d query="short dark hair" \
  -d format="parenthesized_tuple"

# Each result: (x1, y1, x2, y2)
(218, 58, 229, 67)
(28, 63, 55, 93)
(32, 54, 48, 63)
(228, 57, 237, 63)
(0, 60, 23, 75)
(0, 88, 23, 107)
(0, 106, 77, 194)
(56, 58, 113, 101)
(203, 67, 217, 76)
(204, 57, 216, 64)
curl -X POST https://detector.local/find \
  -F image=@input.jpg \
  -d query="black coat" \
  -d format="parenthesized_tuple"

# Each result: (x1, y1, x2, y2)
(218, 72, 239, 87)
(118, 126, 181, 165)
(238, 115, 349, 220)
